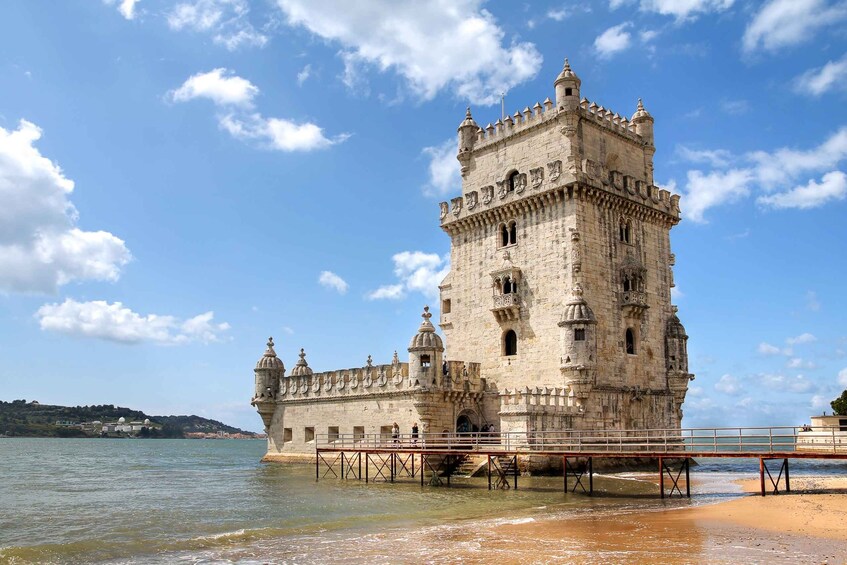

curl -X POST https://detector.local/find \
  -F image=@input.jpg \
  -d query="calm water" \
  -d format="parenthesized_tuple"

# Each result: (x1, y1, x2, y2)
(3, 439, 847, 564)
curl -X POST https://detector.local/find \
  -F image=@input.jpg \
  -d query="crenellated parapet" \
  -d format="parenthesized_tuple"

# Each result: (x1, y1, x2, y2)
(499, 386, 577, 416)
(278, 359, 411, 401)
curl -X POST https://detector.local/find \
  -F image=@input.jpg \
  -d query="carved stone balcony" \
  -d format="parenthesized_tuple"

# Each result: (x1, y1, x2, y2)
(492, 293, 520, 322)
(621, 290, 648, 318)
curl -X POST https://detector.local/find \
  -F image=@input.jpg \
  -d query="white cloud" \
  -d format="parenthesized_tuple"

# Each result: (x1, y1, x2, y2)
(757, 171, 847, 210)
(318, 270, 348, 294)
(0, 120, 131, 294)
(275, 0, 542, 105)
(676, 145, 732, 168)
(170, 70, 348, 152)
(796, 54, 847, 96)
(367, 251, 449, 300)
(787, 357, 816, 370)
(811, 394, 829, 409)
(758, 342, 782, 356)
(36, 299, 229, 344)
(759, 372, 815, 393)
(639, 29, 659, 43)
(547, 8, 568, 21)
(675, 127, 847, 221)
(720, 98, 749, 115)
(743, 0, 847, 54)
(638, 0, 734, 20)
(609, 0, 633, 9)
(170, 68, 259, 107)
(680, 168, 753, 223)
(838, 368, 847, 387)
(422, 138, 461, 197)
(786, 332, 817, 345)
(297, 64, 312, 86)
(103, 0, 141, 20)
(594, 22, 632, 58)
(219, 113, 348, 152)
(366, 284, 405, 300)
(168, 0, 267, 51)
(714, 373, 741, 394)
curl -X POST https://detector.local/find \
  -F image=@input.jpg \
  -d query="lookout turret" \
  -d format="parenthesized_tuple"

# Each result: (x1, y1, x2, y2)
(408, 306, 444, 389)
(554, 58, 581, 111)
(252, 337, 284, 430)
(456, 107, 479, 176)
(558, 285, 597, 408)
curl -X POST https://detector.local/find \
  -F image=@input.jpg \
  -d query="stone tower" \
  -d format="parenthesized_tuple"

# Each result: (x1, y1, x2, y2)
(438, 58, 694, 434)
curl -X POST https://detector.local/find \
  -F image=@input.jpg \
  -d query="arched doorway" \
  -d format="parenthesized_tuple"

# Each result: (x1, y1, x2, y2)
(456, 410, 478, 434)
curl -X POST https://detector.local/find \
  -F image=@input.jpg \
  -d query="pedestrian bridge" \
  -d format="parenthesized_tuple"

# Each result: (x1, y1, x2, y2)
(313, 426, 847, 498)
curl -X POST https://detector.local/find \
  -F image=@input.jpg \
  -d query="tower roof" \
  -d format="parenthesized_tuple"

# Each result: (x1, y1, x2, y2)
(666, 307, 688, 339)
(289, 348, 313, 377)
(631, 98, 653, 122)
(408, 306, 445, 351)
(554, 58, 581, 87)
(560, 285, 596, 324)
(256, 337, 285, 371)
(457, 107, 479, 131)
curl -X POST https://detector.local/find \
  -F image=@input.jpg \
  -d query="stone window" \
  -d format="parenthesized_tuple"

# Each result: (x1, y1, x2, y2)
(442, 299, 451, 313)
(283, 427, 292, 443)
(619, 218, 632, 244)
(328, 426, 339, 442)
(353, 426, 365, 443)
(574, 328, 585, 341)
(499, 220, 518, 247)
(305, 426, 315, 442)
(420, 354, 431, 368)
(503, 329, 518, 356)
(625, 328, 636, 355)
(502, 276, 517, 295)
(508, 170, 519, 192)
(565, 87, 573, 96)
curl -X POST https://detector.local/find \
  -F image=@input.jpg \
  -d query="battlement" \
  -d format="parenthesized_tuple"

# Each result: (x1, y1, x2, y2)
(499, 386, 577, 415)
(469, 96, 646, 153)
(274, 359, 483, 402)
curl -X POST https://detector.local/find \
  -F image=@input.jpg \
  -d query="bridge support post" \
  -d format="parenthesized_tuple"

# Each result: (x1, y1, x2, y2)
(421, 454, 425, 487)
(488, 455, 492, 490)
(513, 455, 518, 490)
(365, 453, 369, 484)
(759, 457, 765, 497)
(659, 457, 664, 499)
(588, 457, 593, 495)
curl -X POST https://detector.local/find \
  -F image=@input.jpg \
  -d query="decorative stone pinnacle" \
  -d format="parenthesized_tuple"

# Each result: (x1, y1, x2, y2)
(422, 306, 431, 321)
(672, 305, 679, 314)
(564, 57, 570, 70)
(637, 98, 644, 111)
(466, 107, 472, 118)
(367, 354, 373, 367)
(572, 284, 584, 297)
(268, 337, 274, 348)
(298, 348, 306, 361)
(264, 337, 277, 356)
(393, 350, 399, 364)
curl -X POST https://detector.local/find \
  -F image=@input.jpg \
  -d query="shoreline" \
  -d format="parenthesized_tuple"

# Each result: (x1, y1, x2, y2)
(472, 475, 847, 563)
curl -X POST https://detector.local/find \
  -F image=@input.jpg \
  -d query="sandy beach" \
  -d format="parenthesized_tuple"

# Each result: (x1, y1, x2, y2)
(453, 476, 847, 564)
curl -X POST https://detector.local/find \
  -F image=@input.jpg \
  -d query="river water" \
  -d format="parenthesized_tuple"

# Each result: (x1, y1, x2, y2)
(3, 438, 847, 563)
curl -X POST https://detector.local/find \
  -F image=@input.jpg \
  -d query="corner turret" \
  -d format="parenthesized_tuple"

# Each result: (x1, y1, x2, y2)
(457, 107, 479, 176)
(631, 98, 654, 145)
(558, 285, 596, 408)
(408, 306, 444, 388)
(252, 337, 284, 430)
(554, 58, 581, 111)
(665, 307, 694, 422)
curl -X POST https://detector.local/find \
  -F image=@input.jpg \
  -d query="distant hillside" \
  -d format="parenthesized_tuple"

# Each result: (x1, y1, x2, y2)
(0, 400, 258, 438)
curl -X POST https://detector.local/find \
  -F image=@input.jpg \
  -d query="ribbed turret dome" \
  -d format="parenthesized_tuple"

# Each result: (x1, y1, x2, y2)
(457, 107, 478, 131)
(256, 337, 285, 371)
(560, 285, 596, 324)
(666, 308, 688, 339)
(408, 306, 445, 351)
(554, 58, 581, 87)
(289, 348, 313, 377)
(632, 98, 653, 121)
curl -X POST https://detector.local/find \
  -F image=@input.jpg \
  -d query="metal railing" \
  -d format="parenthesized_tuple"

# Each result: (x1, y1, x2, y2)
(315, 425, 847, 454)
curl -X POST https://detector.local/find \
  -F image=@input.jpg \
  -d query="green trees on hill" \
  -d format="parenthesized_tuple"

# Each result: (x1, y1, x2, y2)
(832, 391, 847, 416)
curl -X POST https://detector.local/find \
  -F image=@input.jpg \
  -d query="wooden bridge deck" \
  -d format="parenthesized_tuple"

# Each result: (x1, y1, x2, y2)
(313, 426, 847, 497)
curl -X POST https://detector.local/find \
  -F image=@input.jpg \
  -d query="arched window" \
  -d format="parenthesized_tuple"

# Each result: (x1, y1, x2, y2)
(504, 330, 518, 356)
(619, 218, 632, 244)
(625, 329, 636, 355)
(623, 276, 632, 292)
(498, 221, 518, 247)
(500, 223, 510, 247)
(502, 277, 517, 294)
(508, 171, 519, 192)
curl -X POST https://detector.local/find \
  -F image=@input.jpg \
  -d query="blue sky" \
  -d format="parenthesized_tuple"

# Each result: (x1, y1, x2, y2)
(1, 0, 846, 432)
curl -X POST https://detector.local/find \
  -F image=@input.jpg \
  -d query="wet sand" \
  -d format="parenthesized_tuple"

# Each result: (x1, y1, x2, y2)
(459, 476, 847, 564)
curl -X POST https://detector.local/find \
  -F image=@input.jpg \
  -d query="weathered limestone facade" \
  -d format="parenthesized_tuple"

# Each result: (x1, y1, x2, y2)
(253, 60, 694, 462)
